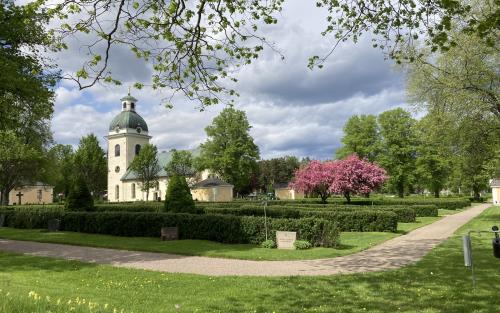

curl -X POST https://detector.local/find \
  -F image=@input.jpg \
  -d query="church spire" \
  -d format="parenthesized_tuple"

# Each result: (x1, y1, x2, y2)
(120, 91, 138, 112)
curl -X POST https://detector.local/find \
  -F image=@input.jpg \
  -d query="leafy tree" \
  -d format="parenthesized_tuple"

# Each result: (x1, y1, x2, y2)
(290, 160, 337, 203)
(0, 131, 43, 205)
(197, 107, 260, 195)
(44, 144, 74, 199)
(50, 0, 496, 107)
(329, 155, 387, 203)
(335, 115, 380, 161)
(258, 156, 300, 192)
(128, 144, 161, 201)
(65, 176, 94, 211)
(414, 114, 453, 198)
(166, 149, 194, 177)
(377, 108, 418, 198)
(73, 134, 107, 198)
(164, 174, 195, 213)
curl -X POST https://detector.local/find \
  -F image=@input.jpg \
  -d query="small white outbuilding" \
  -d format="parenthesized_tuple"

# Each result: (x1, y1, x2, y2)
(491, 178, 500, 206)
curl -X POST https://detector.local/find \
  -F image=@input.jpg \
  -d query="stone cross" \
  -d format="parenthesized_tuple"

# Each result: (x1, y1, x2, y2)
(16, 192, 23, 205)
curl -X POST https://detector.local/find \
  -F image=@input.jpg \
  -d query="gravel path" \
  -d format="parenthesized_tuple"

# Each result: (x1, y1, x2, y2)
(0, 203, 490, 276)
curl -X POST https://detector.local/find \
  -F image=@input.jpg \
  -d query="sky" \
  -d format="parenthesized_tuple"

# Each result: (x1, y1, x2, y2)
(50, 1, 407, 160)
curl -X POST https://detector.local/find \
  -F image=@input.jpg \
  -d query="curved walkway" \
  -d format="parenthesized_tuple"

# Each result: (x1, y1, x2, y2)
(0, 203, 490, 276)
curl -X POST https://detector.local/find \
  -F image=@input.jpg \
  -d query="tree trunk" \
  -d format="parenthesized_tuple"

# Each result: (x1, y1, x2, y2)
(146, 189, 149, 202)
(0, 188, 10, 206)
(320, 192, 328, 204)
(434, 189, 440, 198)
(397, 181, 404, 198)
(344, 192, 351, 203)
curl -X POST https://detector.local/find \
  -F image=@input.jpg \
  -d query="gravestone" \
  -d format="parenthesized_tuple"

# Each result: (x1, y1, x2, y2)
(161, 227, 179, 241)
(47, 219, 61, 232)
(0, 214, 5, 227)
(276, 231, 297, 249)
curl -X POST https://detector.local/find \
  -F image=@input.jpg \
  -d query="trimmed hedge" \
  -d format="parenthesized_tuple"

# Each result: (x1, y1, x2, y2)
(203, 206, 398, 232)
(266, 198, 471, 210)
(0, 211, 340, 247)
(410, 205, 439, 217)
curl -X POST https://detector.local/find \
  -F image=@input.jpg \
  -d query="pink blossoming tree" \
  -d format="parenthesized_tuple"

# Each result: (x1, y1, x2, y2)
(290, 155, 387, 203)
(329, 154, 387, 203)
(290, 160, 337, 203)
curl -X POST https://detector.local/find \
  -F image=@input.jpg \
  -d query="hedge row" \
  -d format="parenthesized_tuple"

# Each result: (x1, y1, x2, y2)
(266, 198, 470, 209)
(203, 207, 398, 232)
(0, 211, 340, 247)
(226, 204, 415, 223)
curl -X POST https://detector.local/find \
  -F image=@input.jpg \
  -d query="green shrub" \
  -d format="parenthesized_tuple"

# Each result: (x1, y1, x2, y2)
(0, 211, 340, 247)
(65, 177, 94, 211)
(261, 240, 276, 249)
(410, 205, 439, 217)
(294, 240, 312, 250)
(204, 206, 398, 232)
(164, 175, 196, 213)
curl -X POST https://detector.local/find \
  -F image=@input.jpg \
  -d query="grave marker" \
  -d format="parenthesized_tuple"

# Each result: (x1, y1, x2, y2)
(276, 231, 296, 249)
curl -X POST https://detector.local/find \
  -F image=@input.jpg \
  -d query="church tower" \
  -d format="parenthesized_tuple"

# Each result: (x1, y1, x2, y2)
(107, 93, 150, 201)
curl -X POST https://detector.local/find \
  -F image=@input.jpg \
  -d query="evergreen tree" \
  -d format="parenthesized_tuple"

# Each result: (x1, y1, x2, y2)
(164, 175, 195, 213)
(65, 176, 94, 211)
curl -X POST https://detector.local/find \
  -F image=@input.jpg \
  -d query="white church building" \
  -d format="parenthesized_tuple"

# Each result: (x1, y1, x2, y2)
(106, 94, 233, 202)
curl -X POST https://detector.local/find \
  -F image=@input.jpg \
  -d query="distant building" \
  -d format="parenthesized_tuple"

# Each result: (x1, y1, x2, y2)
(106, 93, 232, 202)
(6, 183, 54, 205)
(491, 179, 500, 206)
(274, 183, 304, 200)
(191, 177, 234, 202)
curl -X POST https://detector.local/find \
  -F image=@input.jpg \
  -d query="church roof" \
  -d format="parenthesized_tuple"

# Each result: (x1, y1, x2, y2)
(491, 178, 500, 187)
(192, 177, 233, 188)
(109, 111, 149, 132)
(121, 147, 201, 181)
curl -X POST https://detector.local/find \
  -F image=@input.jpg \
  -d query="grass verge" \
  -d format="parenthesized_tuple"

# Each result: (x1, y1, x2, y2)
(0, 206, 497, 312)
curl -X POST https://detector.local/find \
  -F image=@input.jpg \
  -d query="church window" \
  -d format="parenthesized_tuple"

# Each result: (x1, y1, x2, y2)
(135, 144, 141, 155)
(131, 183, 136, 198)
(131, 102, 135, 109)
(115, 166, 120, 173)
(122, 102, 126, 109)
(115, 185, 119, 200)
(155, 181, 160, 190)
(115, 144, 120, 157)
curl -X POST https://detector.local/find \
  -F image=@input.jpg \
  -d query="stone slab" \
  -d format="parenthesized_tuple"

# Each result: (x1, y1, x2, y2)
(161, 227, 179, 241)
(276, 231, 296, 249)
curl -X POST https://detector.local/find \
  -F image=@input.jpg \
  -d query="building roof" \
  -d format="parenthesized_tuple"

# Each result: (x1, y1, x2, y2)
(491, 178, 500, 187)
(120, 95, 138, 102)
(109, 111, 149, 132)
(121, 147, 201, 181)
(273, 182, 291, 189)
(192, 177, 233, 188)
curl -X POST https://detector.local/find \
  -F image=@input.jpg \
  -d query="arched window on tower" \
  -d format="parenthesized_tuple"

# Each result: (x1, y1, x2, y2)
(131, 102, 135, 110)
(115, 185, 119, 200)
(135, 144, 141, 155)
(115, 144, 120, 157)
(131, 183, 136, 198)
(122, 102, 126, 109)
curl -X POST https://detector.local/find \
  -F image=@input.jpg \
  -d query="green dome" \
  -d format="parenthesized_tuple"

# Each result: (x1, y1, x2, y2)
(109, 111, 148, 132)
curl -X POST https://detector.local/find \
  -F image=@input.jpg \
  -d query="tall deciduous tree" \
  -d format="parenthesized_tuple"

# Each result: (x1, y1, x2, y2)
(378, 108, 418, 198)
(329, 155, 387, 203)
(0, 131, 43, 205)
(414, 114, 453, 198)
(197, 107, 260, 195)
(335, 115, 380, 162)
(290, 160, 337, 203)
(166, 149, 194, 177)
(45, 144, 74, 199)
(258, 156, 301, 192)
(128, 144, 161, 201)
(73, 134, 107, 197)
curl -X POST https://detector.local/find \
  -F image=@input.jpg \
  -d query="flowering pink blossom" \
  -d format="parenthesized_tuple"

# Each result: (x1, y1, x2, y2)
(329, 154, 387, 202)
(290, 160, 337, 203)
(290, 155, 387, 203)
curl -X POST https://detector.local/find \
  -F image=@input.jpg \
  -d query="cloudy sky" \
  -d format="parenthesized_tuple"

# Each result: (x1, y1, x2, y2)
(50, 1, 406, 160)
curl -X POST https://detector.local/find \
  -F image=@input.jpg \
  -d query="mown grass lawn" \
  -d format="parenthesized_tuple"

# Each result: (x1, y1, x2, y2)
(0, 212, 447, 261)
(0, 206, 498, 313)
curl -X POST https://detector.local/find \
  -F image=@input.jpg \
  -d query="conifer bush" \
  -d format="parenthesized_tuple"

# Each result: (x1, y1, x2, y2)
(65, 177, 94, 211)
(164, 175, 196, 213)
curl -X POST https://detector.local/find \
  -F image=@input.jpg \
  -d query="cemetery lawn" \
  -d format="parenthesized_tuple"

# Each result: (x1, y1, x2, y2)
(0, 212, 450, 261)
(0, 227, 397, 260)
(0, 206, 498, 313)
